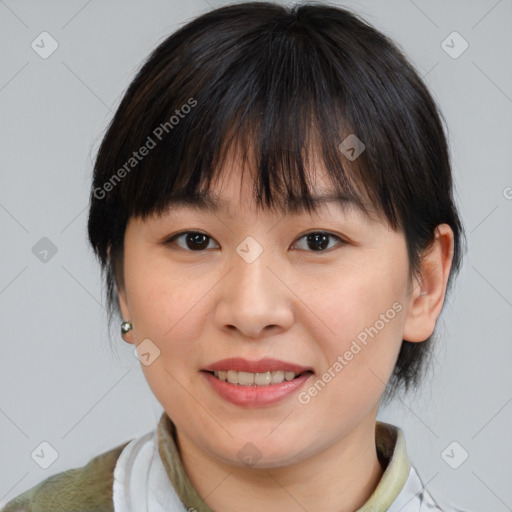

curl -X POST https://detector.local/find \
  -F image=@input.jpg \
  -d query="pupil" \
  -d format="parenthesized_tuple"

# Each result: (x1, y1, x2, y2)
(187, 233, 208, 250)
(308, 233, 328, 251)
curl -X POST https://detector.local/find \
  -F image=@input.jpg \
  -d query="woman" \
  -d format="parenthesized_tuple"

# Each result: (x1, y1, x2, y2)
(2, 2, 466, 511)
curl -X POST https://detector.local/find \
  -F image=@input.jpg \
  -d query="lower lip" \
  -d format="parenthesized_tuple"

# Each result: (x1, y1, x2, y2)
(201, 371, 313, 407)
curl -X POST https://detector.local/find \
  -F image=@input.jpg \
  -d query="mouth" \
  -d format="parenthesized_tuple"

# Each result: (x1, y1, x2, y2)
(201, 357, 315, 387)
(204, 369, 314, 387)
(201, 366, 315, 407)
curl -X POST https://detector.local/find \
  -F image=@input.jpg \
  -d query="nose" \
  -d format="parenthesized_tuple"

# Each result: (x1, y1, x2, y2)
(214, 248, 294, 340)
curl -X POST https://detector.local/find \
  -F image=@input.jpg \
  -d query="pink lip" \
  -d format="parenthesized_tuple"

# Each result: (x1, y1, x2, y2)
(202, 371, 313, 407)
(202, 357, 314, 374)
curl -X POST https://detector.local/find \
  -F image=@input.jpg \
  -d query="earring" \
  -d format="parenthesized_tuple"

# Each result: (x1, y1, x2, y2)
(420, 291, 427, 296)
(121, 321, 133, 334)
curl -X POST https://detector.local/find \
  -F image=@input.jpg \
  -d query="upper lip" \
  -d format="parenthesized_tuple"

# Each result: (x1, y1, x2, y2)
(202, 357, 314, 374)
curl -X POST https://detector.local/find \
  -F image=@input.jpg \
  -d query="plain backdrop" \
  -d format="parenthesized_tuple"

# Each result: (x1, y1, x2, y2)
(1, 0, 511, 510)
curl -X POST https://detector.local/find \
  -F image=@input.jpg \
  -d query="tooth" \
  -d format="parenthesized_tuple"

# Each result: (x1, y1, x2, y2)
(254, 371, 272, 385)
(271, 370, 285, 383)
(212, 370, 301, 386)
(237, 371, 255, 386)
(227, 370, 239, 384)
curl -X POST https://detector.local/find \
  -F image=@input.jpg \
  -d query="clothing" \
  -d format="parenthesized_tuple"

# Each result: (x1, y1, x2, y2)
(1, 412, 460, 512)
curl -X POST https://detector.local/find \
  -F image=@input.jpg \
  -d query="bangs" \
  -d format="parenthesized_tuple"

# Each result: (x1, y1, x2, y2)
(101, 11, 399, 229)
(132, 107, 377, 222)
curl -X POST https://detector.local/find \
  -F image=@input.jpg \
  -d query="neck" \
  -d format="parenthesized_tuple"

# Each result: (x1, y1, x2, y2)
(174, 412, 384, 512)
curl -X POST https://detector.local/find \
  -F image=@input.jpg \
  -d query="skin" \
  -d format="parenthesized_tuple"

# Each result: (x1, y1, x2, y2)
(117, 147, 454, 512)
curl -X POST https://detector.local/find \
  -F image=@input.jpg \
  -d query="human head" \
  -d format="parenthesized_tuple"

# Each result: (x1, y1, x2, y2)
(87, 2, 465, 407)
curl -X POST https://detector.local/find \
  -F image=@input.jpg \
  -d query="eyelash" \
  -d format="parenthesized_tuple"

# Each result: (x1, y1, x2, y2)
(163, 230, 347, 253)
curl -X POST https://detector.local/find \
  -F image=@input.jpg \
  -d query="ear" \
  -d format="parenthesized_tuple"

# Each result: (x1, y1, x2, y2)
(108, 245, 135, 345)
(402, 224, 455, 343)
(118, 284, 136, 345)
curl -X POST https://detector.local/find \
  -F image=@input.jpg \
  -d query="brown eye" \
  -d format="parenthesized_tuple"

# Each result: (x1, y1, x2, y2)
(293, 231, 345, 252)
(167, 231, 217, 251)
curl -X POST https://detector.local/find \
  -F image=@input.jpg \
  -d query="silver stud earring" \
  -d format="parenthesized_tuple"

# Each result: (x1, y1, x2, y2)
(121, 321, 133, 334)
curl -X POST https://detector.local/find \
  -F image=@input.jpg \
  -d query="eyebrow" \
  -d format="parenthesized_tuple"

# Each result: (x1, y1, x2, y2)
(162, 191, 367, 217)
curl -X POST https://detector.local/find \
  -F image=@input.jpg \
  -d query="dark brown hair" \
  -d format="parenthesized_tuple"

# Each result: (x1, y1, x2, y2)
(87, 1, 466, 401)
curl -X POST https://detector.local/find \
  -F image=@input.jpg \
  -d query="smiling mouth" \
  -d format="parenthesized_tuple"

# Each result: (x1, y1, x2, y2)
(206, 370, 314, 386)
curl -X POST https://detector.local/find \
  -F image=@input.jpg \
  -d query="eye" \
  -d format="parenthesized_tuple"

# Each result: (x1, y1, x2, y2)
(166, 231, 219, 251)
(292, 231, 346, 252)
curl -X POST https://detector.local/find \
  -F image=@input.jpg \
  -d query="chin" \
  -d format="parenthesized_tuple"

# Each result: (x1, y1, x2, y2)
(215, 435, 310, 470)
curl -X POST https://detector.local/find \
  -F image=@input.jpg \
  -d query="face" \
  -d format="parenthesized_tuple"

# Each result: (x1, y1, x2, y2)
(118, 150, 425, 469)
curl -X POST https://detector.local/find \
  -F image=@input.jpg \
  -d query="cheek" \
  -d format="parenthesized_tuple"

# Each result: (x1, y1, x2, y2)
(126, 264, 213, 414)
(310, 256, 405, 337)
(126, 256, 215, 354)
(307, 253, 407, 393)
(124, 249, 173, 324)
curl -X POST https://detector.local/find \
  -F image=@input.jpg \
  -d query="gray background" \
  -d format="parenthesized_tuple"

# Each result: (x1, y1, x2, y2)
(1, 0, 511, 510)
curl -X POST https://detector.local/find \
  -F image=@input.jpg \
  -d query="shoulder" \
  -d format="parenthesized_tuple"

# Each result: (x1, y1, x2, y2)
(1, 441, 130, 512)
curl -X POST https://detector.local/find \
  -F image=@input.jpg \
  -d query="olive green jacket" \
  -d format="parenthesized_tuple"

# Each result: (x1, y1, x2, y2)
(1, 441, 128, 512)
